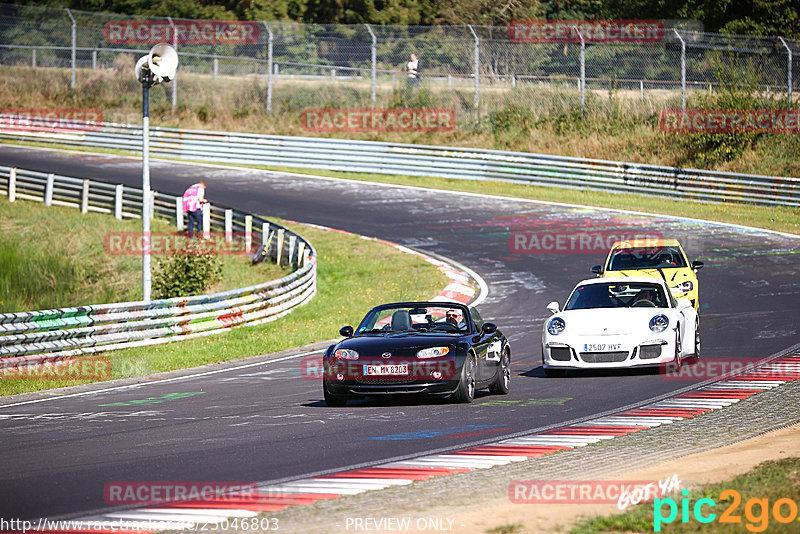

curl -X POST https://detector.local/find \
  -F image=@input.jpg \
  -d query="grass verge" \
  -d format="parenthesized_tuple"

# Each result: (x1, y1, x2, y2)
(571, 456, 800, 533)
(0, 221, 449, 396)
(1, 64, 799, 177)
(0, 196, 288, 313)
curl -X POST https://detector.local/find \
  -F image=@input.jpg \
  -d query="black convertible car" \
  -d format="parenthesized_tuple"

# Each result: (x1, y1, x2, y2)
(322, 301, 511, 406)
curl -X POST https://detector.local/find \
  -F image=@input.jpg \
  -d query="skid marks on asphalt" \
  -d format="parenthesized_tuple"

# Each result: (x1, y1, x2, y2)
(217, 367, 300, 382)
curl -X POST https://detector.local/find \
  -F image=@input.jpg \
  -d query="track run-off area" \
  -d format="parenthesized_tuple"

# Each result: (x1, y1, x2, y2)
(1, 144, 799, 526)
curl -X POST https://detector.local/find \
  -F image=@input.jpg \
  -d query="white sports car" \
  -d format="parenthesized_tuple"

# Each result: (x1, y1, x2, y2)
(541, 277, 699, 376)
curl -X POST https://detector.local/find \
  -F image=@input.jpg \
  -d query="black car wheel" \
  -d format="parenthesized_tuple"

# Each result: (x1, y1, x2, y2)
(673, 329, 683, 371)
(453, 353, 476, 403)
(489, 348, 510, 395)
(693, 320, 701, 359)
(323, 382, 348, 407)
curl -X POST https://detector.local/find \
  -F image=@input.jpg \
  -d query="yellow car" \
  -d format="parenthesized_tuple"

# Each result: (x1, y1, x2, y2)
(591, 239, 704, 310)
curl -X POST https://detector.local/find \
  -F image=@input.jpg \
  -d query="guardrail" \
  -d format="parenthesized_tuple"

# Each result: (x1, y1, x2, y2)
(0, 166, 316, 366)
(0, 119, 797, 207)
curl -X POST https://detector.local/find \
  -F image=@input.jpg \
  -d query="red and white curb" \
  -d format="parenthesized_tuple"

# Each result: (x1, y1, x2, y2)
(63, 355, 799, 530)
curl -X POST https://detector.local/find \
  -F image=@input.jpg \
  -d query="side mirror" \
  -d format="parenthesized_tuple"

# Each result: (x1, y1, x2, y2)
(481, 322, 497, 335)
(339, 325, 354, 337)
(676, 298, 692, 310)
(691, 260, 704, 271)
(546, 301, 560, 314)
(591, 265, 602, 275)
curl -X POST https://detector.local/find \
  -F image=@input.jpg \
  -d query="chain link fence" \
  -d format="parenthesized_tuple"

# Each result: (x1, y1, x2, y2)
(0, 2, 797, 123)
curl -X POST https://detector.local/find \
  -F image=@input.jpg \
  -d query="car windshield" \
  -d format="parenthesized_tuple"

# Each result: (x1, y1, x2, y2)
(608, 245, 687, 270)
(356, 304, 470, 334)
(565, 283, 668, 310)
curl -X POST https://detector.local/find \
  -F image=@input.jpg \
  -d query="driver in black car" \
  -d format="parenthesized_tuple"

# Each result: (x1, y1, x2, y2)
(445, 309, 467, 330)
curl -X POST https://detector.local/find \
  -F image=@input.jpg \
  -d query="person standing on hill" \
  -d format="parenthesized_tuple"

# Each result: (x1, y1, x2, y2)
(182, 181, 208, 238)
(407, 53, 420, 89)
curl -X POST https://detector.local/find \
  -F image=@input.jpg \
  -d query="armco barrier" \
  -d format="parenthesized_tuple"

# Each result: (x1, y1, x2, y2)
(0, 118, 798, 207)
(0, 166, 316, 366)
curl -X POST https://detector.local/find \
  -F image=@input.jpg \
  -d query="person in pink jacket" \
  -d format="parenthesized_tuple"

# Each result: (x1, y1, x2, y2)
(182, 181, 208, 238)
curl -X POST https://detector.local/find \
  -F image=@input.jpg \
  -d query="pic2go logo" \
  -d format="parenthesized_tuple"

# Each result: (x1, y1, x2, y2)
(654, 489, 800, 532)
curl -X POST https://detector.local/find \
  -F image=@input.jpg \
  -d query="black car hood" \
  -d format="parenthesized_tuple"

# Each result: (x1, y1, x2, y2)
(336, 333, 462, 353)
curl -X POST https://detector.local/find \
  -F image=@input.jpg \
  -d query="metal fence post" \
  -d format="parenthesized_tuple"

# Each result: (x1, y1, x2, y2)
(261, 222, 270, 244)
(263, 22, 273, 113)
(288, 235, 297, 266)
(365, 24, 377, 106)
(8, 168, 16, 202)
(81, 179, 89, 214)
(168, 17, 177, 110)
(45, 173, 54, 206)
(175, 196, 183, 230)
(674, 29, 686, 110)
(115, 184, 123, 219)
(245, 215, 252, 253)
(225, 209, 233, 242)
(468, 25, 479, 109)
(202, 203, 210, 239)
(574, 26, 586, 116)
(213, 57, 218, 80)
(65, 9, 76, 89)
(778, 37, 793, 105)
(92, 50, 97, 71)
(31, 49, 36, 69)
(276, 228, 285, 265)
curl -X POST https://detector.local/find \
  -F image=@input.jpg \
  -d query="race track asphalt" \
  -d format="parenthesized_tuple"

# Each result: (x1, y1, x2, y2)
(1, 145, 799, 520)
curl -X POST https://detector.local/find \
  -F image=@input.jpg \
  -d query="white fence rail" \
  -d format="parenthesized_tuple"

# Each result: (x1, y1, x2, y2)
(1, 120, 798, 207)
(0, 166, 316, 367)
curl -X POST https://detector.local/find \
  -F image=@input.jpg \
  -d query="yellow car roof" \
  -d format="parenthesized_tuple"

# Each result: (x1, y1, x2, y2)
(610, 238, 682, 249)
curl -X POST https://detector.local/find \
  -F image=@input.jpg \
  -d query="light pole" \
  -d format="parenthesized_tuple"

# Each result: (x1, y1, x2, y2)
(135, 44, 178, 301)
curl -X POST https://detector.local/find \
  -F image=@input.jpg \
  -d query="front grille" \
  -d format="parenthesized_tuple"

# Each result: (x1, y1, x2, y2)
(579, 351, 629, 363)
(550, 347, 572, 362)
(639, 344, 662, 360)
(356, 377, 416, 385)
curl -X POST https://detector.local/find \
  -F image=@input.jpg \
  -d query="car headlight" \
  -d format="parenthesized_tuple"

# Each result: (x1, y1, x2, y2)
(547, 317, 566, 336)
(649, 314, 669, 333)
(675, 281, 694, 293)
(417, 346, 450, 359)
(334, 348, 359, 360)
